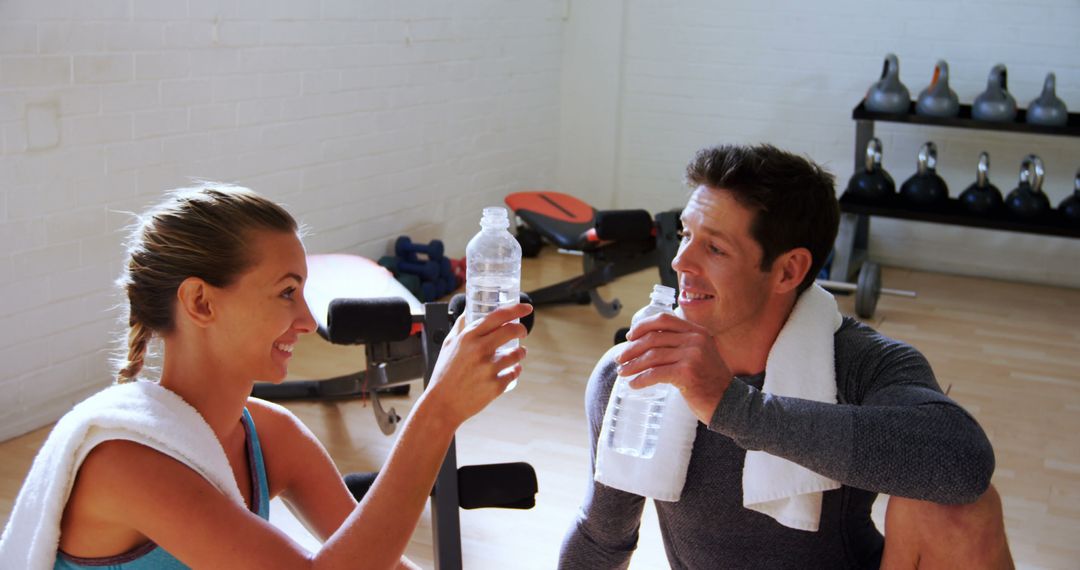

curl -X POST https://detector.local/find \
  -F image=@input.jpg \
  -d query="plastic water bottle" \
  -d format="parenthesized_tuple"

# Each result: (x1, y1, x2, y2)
(606, 284, 677, 458)
(465, 206, 522, 391)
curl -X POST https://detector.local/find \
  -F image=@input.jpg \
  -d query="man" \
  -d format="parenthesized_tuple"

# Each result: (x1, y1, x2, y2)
(559, 144, 1012, 569)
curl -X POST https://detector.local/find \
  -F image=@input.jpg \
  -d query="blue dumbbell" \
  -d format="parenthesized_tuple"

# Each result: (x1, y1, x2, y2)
(420, 281, 437, 302)
(377, 255, 399, 274)
(440, 274, 457, 297)
(395, 257, 440, 281)
(379, 255, 439, 281)
(396, 236, 445, 262)
(395, 273, 421, 299)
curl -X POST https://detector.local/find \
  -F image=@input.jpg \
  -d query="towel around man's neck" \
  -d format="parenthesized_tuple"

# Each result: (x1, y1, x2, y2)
(0, 381, 243, 570)
(742, 284, 843, 531)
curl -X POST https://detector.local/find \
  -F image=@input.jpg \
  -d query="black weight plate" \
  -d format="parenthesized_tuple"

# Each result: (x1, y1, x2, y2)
(855, 262, 881, 318)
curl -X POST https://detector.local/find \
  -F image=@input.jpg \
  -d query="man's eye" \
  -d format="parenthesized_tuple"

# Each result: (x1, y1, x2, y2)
(677, 230, 690, 241)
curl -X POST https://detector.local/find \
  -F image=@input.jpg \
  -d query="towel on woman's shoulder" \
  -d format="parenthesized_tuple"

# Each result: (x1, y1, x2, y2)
(0, 380, 243, 570)
(595, 284, 843, 531)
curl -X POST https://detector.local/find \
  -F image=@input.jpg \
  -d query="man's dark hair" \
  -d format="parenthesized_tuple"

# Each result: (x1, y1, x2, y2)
(685, 144, 839, 294)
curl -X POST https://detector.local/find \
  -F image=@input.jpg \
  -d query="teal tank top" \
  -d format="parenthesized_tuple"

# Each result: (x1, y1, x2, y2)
(54, 408, 271, 570)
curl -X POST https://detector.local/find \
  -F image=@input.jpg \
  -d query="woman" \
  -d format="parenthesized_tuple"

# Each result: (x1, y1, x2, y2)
(2, 184, 530, 569)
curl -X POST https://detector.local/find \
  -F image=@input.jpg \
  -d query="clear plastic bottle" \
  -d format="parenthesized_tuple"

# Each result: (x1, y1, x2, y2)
(465, 206, 522, 391)
(605, 284, 677, 458)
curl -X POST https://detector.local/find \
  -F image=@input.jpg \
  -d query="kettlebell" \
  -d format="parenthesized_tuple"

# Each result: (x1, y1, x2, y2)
(959, 152, 1004, 214)
(972, 64, 1017, 122)
(916, 60, 959, 118)
(900, 142, 949, 207)
(1058, 170, 1080, 223)
(845, 138, 896, 201)
(1027, 72, 1068, 127)
(865, 54, 911, 114)
(1005, 154, 1051, 219)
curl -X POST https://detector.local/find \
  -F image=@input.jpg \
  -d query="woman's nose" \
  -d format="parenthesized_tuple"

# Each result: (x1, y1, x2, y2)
(296, 295, 317, 333)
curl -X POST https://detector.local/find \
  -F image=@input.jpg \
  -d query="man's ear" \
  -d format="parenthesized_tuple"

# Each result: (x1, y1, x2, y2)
(176, 277, 215, 328)
(773, 247, 812, 294)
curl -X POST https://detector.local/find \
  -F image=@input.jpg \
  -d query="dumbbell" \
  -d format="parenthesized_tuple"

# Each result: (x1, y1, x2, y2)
(396, 272, 422, 299)
(440, 274, 457, 296)
(379, 255, 440, 281)
(429, 275, 449, 299)
(400, 272, 453, 301)
(378, 257, 426, 298)
(396, 236, 444, 262)
(420, 281, 437, 302)
(817, 262, 916, 319)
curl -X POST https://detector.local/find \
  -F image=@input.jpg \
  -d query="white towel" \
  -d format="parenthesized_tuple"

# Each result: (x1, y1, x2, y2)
(742, 284, 843, 531)
(593, 284, 843, 530)
(0, 381, 243, 570)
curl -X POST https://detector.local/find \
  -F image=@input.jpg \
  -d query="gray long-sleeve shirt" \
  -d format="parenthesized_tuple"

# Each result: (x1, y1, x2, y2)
(559, 317, 994, 570)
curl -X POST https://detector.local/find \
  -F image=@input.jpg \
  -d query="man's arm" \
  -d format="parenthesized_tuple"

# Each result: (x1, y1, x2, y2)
(619, 313, 993, 505)
(559, 347, 647, 570)
(711, 324, 994, 504)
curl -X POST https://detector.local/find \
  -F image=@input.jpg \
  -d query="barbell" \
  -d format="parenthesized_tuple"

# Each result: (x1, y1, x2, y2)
(817, 261, 916, 319)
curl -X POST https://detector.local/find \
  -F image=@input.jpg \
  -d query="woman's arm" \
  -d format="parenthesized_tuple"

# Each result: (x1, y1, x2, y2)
(69, 302, 532, 570)
(249, 398, 354, 541)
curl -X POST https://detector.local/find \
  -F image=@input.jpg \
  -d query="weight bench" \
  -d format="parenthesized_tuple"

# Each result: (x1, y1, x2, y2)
(253, 253, 538, 569)
(505, 190, 681, 318)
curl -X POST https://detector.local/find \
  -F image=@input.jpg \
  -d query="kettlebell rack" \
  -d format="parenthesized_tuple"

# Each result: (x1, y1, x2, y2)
(831, 101, 1080, 283)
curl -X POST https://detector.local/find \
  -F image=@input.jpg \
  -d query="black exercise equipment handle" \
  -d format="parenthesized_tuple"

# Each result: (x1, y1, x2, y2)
(594, 209, 654, 242)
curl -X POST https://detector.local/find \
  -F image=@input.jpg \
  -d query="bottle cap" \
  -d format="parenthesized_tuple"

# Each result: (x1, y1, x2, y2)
(649, 284, 676, 306)
(480, 206, 509, 229)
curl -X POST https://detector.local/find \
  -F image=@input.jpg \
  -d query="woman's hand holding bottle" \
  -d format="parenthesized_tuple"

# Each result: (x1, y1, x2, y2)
(421, 303, 533, 429)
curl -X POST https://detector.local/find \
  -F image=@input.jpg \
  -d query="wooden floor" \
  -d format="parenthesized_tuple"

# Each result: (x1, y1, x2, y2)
(2, 250, 1079, 569)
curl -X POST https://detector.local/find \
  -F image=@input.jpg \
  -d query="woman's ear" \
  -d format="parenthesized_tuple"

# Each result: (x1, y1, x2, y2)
(773, 247, 812, 294)
(176, 277, 215, 328)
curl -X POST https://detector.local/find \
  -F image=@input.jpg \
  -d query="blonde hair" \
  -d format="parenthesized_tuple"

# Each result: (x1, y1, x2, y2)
(115, 183, 298, 383)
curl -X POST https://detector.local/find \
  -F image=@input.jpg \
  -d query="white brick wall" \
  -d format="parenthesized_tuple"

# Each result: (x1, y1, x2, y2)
(0, 0, 564, 439)
(597, 0, 1080, 287)
(11, 0, 1072, 441)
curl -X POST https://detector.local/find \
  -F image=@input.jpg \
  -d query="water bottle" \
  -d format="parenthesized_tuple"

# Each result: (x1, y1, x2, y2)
(606, 284, 677, 459)
(465, 206, 522, 391)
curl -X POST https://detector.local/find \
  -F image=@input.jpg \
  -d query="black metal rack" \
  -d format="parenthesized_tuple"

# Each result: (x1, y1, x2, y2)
(830, 102, 1080, 282)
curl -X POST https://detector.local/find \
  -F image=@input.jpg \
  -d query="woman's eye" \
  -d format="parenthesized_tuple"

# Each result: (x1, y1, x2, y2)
(281, 287, 296, 300)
